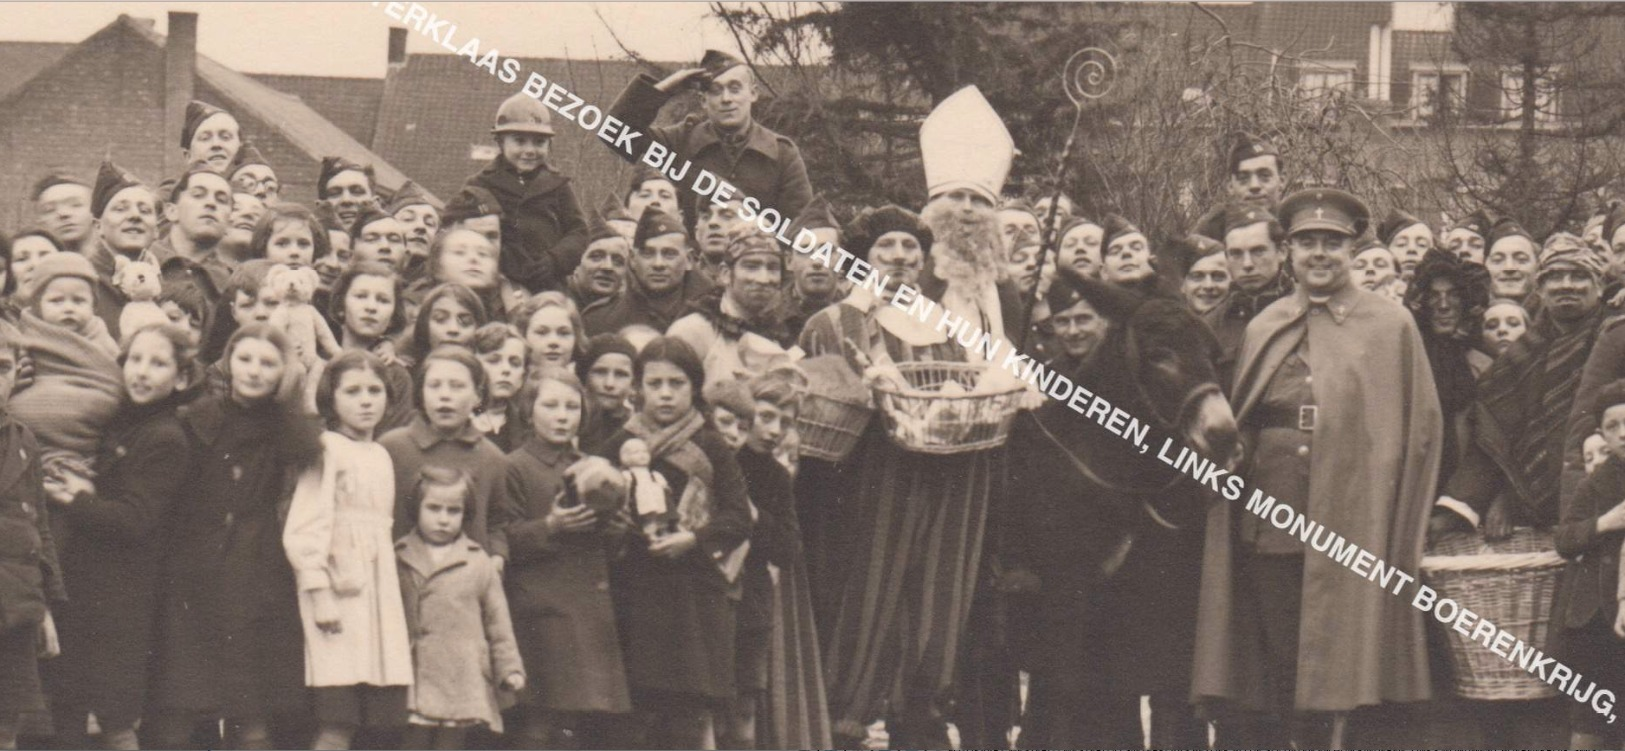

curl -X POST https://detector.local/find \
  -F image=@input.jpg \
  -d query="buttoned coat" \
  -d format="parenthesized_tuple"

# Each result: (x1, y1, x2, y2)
(465, 156, 589, 294)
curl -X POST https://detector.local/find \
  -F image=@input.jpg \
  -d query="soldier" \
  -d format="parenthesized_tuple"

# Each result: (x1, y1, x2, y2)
(565, 218, 629, 312)
(582, 208, 715, 336)
(442, 186, 504, 251)
(1485, 216, 1538, 301)
(316, 156, 379, 230)
(780, 197, 844, 337)
(1195, 188, 1443, 749)
(32, 173, 95, 256)
(1202, 204, 1294, 385)
(1443, 210, 1493, 266)
(228, 142, 279, 205)
(607, 49, 812, 234)
(667, 225, 795, 386)
(465, 92, 589, 294)
(1378, 209, 1435, 281)
(149, 166, 235, 327)
(388, 180, 441, 265)
(1227, 132, 1285, 209)
(84, 161, 161, 339)
(180, 100, 241, 174)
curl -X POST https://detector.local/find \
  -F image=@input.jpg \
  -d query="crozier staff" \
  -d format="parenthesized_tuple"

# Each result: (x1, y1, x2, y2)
(1193, 188, 1443, 749)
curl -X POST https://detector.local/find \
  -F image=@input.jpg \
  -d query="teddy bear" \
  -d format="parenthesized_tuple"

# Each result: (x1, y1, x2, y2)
(267, 263, 341, 368)
(113, 256, 167, 346)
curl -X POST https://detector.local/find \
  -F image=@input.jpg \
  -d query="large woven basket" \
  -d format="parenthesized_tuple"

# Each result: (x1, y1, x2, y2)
(1420, 528, 1564, 701)
(872, 362, 1024, 455)
(796, 391, 873, 462)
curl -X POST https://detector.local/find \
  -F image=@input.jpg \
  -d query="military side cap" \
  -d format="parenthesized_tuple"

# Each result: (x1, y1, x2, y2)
(1487, 216, 1533, 248)
(1170, 233, 1226, 277)
(787, 194, 840, 241)
(1227, 131, 1280, 172)
(699, 49, 747, 82)
(442, 186, 503, 224)
(386, 180, 439, 215)
(635, 206, 688, 247)
(91, 160, 148, 218)
(167, 164, 228, 202)
(1448, 209, 1494, 238)
(999, 196, 1038, 217)
(1377, 209, 1427, 246)
(1218, 203, 1277, 238)
(1102, 213, 1143, 248)
(585, 208, 622, 245)
(229, 141, 271, 177)
(318, 156, 372, 193)
(1278, 188, 1369, 238)
(600, 193, 633, 224)
(627, 164, 669, 195)
(181, 100, 230, 148)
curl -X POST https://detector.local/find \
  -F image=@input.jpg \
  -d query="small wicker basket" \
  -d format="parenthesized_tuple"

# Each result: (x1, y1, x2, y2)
(1420, 528, 1564, 701)
(872, 361, 1024, 455)
(796, 391, 873, 462)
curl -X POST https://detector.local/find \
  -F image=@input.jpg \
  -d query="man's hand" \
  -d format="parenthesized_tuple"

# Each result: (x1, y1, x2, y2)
(654, 68, 708, 93)
(42, 471, 94, 505)
(546, 504, 598, 535)
(311, 590, 342, 635)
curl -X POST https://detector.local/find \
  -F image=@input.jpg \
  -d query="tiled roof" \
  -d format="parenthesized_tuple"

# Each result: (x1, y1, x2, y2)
(249, 73, 384, 146)
(371, 53, 677, 210)
(0, 41, 71, 100)
(117, 16, 425, 199)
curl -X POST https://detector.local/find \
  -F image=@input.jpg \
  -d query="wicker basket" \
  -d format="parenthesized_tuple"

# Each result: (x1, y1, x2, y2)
(796, 391, 873, 462)
(872, 361, 1024, 455)
(1420, 528, 1564, 701)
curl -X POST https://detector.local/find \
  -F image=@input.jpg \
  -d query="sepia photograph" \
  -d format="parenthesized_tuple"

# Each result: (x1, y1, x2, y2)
(0, 1, 1623, 749)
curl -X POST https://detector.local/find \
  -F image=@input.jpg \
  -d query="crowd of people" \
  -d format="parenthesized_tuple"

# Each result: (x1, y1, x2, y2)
(5, 40, 1625, 751)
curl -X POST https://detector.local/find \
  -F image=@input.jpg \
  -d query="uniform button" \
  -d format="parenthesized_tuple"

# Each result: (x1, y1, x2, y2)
(1296, 445, 1310, 457)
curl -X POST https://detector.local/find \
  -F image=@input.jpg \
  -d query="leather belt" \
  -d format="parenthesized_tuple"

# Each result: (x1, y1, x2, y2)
(1249, 404, 1317, 432)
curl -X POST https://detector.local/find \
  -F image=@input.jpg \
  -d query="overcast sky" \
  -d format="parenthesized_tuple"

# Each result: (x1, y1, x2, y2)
(0, 2, 735, 76)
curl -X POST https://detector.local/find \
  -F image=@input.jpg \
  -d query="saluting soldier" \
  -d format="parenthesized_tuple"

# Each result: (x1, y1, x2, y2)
(607, 49, 813, 235)
(1195, 188, 1443, 749)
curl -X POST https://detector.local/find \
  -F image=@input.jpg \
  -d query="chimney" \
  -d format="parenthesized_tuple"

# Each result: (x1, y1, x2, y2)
(164, 11, 198, 176)
(388, 27, 408, 67)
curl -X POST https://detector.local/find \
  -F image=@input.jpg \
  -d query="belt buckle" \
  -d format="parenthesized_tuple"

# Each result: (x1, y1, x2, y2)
(1298, 405, 1317, 431)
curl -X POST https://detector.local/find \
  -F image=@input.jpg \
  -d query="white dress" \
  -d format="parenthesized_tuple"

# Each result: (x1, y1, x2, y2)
(284, 431, 414, 687)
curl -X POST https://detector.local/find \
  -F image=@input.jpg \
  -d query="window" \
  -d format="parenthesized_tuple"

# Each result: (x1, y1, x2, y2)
(1500, 67, 1560, 126)
(1300, 61, 1356, 96)
(1412, 65, 1468, 121)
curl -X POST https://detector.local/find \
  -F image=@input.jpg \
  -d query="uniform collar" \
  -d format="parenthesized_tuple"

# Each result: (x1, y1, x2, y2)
(407, 413, 485, 450)
(692, 118, 776, 158)
(1289, 280, 1361, 324)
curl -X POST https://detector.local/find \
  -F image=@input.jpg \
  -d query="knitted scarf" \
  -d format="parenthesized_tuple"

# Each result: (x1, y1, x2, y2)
(1471, 304, 1604, 522)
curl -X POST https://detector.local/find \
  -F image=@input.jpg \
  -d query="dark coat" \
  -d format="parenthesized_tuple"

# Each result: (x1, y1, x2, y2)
(47, 395, 192, 727)
(150, 394, 322, 717)
(608, 75, 812, 235)
(581, 270, 715, 337)
(735, 446, 802, 693)
(1556, 455, 1625, 630)
(494, 438, 631, 713)
(0, 415, 64, 632)
(602, 425, 751, 705)
(465, 156, 588, 294)
(381, 416, 509, 559)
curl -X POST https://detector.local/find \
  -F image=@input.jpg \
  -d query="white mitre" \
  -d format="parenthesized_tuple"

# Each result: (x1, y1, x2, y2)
(920, 85, 1015, 205)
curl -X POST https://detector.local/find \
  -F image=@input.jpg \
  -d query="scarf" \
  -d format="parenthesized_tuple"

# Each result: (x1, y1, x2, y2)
(1472, 304, 1604, 521)
(624, 408, 713, 531)
(691, 287, 790, 345)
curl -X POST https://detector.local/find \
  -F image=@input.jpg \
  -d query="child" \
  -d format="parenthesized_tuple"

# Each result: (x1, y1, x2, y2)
(397, 466, 525, 749)
(495, 367, 632, 747)
(702, 379, 754, 452)
(1557, 378, 1625, 750)
(284, 351, 414, 750)
(0, 321, 66, 751)
(147, 324, 323, 749)
(728, 373, 830, 749)
(398, 284, 487, 371)
(201, 258, 282, 366)
(464, 92, 588, 294)
(381, 346, 507, 560)
(1585, 432, 1609, 475)
(41, 324, 196, 751)
(576, 333, 638, 455)
(253, 203, 331, 270)
(470, 322, 529, 452)
(509, 291, 585, 377)
(10, 253, 124, 503)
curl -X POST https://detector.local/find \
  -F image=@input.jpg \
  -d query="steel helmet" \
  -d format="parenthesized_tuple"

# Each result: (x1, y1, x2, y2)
(492, 93, 555, 136)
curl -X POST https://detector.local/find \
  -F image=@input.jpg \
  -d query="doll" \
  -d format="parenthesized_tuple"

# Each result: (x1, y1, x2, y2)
(620, 438, 675, 540)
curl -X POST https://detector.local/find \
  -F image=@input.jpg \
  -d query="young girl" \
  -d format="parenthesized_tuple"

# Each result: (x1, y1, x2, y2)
(470, 322, 529, 452)
(496, 367, 632, 748)
(329, 262, 414, 432)
(42, 324, 197, 750)
(397, 467, 525, 749)
(148, 324, 323, 749)
(399, 284, 487, 371)
(7, 230, 62, 297)
(509, 291, 585, 381)
(284, 351, 414, 750)
(428, 228, 526, 323)
(380, 346, 507, 561)
(577, 333, 637, 455)
(253, 203, 331, 270)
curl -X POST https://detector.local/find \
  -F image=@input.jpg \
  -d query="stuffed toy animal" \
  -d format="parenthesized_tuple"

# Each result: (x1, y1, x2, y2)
(113, 257, 167, 345)
(267, 264, 341, 367)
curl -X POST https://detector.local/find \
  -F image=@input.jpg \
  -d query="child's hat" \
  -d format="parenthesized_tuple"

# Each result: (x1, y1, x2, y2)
(26, 251, 99, 303)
